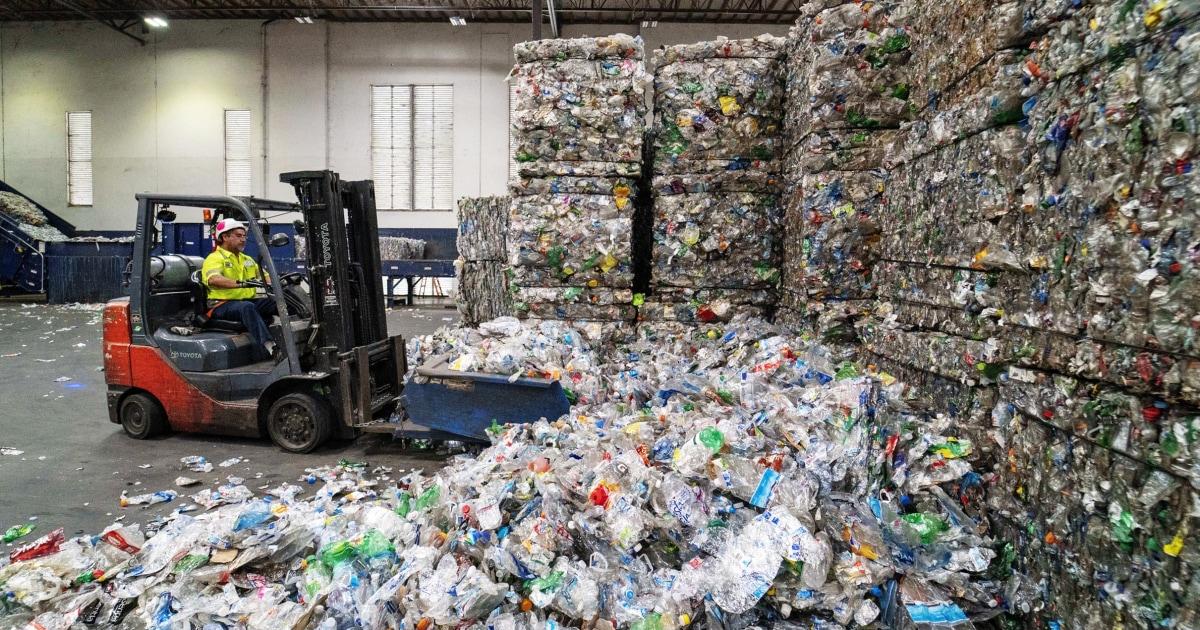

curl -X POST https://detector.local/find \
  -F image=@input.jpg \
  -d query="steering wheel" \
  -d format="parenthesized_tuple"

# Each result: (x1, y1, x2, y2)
(279, 272, 306, 287)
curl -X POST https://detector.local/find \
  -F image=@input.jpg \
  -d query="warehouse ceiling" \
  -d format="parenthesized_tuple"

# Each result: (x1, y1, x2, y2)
(0, 1, 802, 24)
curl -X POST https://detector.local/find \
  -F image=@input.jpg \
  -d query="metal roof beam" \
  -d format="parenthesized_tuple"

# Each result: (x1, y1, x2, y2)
(5, 1, 801, 21)
(49, 0, 146, 44)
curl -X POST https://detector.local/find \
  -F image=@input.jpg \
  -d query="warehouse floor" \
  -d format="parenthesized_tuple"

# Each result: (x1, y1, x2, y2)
(0, 302, 458, 541)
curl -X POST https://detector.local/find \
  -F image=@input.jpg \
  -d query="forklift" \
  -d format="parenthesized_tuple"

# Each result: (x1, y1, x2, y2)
(103, 170, 406, 452)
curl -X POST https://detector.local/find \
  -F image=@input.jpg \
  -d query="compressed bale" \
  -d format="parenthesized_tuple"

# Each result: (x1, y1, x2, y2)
(652, 41, 786, 163)
(906, 1, 1046, 104)
(508, 176, 637, 197)
(651, 192, 781, 290)
(378, 236, 426, 261)
(651, 36, 785, 298)
(457, 196, 509, 262)
(860, 326, 1010, 384)
(508, 34, 646, 319)
(511, 40, 647, 168)
(455, 260, 512, 326)
(508, 191, 634, 289)
(1027, 0, 1200, 81)
(512, 286, 636, 322)
(638, 287, 774, 324)
(784, 128, 904, 173)
(513, 160, 643, 180)
(876, 126, 1031, 269)
(900, 50, 1033, 160)
(513, 33, 642, 63)
(788, 169, 886, 300)
(650, 164, 781, 195)
(785, 18, 914, 137)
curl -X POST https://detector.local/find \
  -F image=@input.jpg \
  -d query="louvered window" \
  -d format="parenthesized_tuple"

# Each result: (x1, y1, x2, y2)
(372, 85, 454, 210)
(224, 109, 252, 197)
(67, 111, 93, 206)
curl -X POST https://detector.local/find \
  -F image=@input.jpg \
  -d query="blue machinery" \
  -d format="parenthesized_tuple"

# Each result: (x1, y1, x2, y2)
(390, 353, 572, 442)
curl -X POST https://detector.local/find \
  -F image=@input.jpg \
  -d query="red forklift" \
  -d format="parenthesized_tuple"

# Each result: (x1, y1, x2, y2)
(103, 170, 406, 452)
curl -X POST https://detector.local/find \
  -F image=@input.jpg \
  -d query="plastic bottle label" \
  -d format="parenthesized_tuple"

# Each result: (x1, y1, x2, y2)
(749, 468, 780, 508)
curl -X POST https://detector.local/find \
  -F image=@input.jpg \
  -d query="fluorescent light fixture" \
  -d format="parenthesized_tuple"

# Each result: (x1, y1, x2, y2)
(143, 15, 168, 28)
(641, 20, 657, 28)
(294, 16, 314, 23)
(449, 15, 466, 26)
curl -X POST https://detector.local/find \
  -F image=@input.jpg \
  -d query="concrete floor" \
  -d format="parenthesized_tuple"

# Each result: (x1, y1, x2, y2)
(0, 302, 459, 544)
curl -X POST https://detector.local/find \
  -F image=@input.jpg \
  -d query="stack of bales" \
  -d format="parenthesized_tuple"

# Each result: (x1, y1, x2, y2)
(455, 195, 512, 325)
(507, 35, 648, 323)
(776, 2, 913, 345)
(643, 35, 785, 324)
(853, 1, 1200, 627)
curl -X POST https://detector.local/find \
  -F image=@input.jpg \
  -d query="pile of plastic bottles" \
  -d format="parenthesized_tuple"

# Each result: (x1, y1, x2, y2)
(407, 317, 610, 405)
(0, 190, 70, 242)
(1, 316, 1027, 629)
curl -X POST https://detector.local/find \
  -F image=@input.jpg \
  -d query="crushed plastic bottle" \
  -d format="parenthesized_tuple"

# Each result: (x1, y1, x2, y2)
(2, 524, 35, 543)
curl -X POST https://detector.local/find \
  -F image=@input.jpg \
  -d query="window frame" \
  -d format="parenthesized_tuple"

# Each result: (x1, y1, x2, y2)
(66, 110, 93, 207)
(370, 84, 454, 211)
(223, 108, 253, 198)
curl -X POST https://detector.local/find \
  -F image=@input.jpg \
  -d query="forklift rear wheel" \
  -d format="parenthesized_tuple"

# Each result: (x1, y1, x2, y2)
(120, 393, 169, 439)
(266, 393, 331, 453)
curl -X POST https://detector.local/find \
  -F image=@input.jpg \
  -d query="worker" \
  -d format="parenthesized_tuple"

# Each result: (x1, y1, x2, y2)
(202, 218, 278, 362)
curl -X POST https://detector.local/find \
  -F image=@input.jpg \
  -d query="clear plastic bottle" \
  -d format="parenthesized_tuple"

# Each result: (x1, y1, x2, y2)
(655, 476, 708, 528)
(672, 426, 724, 475)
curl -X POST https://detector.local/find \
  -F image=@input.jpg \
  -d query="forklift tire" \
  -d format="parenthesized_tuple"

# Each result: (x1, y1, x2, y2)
(120, 393, 169, 439)
(266, 392, 331, 453)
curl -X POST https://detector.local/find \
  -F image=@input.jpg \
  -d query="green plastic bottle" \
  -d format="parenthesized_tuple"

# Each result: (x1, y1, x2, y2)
(901, 513, 949, 544)
(2, 524, 34, 543)
(356, 529, 395, 559)
(415, 485, 441, 511)
(318, 540, 355, 568)
(395, 491, 413, 517)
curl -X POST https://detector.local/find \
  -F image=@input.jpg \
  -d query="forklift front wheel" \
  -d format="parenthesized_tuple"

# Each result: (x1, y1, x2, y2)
(120, 393, 169, 439)
(266, 392, 331, 453)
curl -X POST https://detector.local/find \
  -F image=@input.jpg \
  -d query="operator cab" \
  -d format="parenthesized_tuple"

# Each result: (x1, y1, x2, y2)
(137, 200, 312, 382)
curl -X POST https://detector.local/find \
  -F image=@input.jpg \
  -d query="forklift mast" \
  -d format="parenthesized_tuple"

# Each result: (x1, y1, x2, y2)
(279, 171, 389, 365)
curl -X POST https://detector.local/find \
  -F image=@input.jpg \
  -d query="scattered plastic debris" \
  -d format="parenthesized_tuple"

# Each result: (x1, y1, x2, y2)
(179, 456, 213, 474)
(0, 316, 1023, 629)
(2, 524, 35, 543)
(118, 491, 177, 508)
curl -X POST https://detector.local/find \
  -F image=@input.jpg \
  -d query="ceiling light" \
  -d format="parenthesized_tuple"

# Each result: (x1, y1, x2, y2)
(641, 20, 658, 28)
(294, 16, 314, 23)
(143, 15, 169, 28)
(449, 15, 466, 26)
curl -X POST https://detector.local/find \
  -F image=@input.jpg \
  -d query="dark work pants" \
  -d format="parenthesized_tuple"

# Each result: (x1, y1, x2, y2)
(212, 298, 277, 360)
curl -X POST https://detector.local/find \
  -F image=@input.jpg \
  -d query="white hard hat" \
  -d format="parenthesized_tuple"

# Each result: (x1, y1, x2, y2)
(214, 218, 247, 239)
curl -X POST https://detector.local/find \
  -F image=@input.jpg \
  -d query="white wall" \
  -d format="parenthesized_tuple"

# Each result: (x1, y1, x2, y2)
(0, 19, 787, 231)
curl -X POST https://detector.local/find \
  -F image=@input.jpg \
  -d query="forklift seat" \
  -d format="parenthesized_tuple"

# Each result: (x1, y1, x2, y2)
(188, 270, 247, 333)
(152, 327, 256, 372)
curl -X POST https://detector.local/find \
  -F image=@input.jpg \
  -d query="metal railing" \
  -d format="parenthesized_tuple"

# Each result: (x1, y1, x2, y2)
(0, 213, 47, 294)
